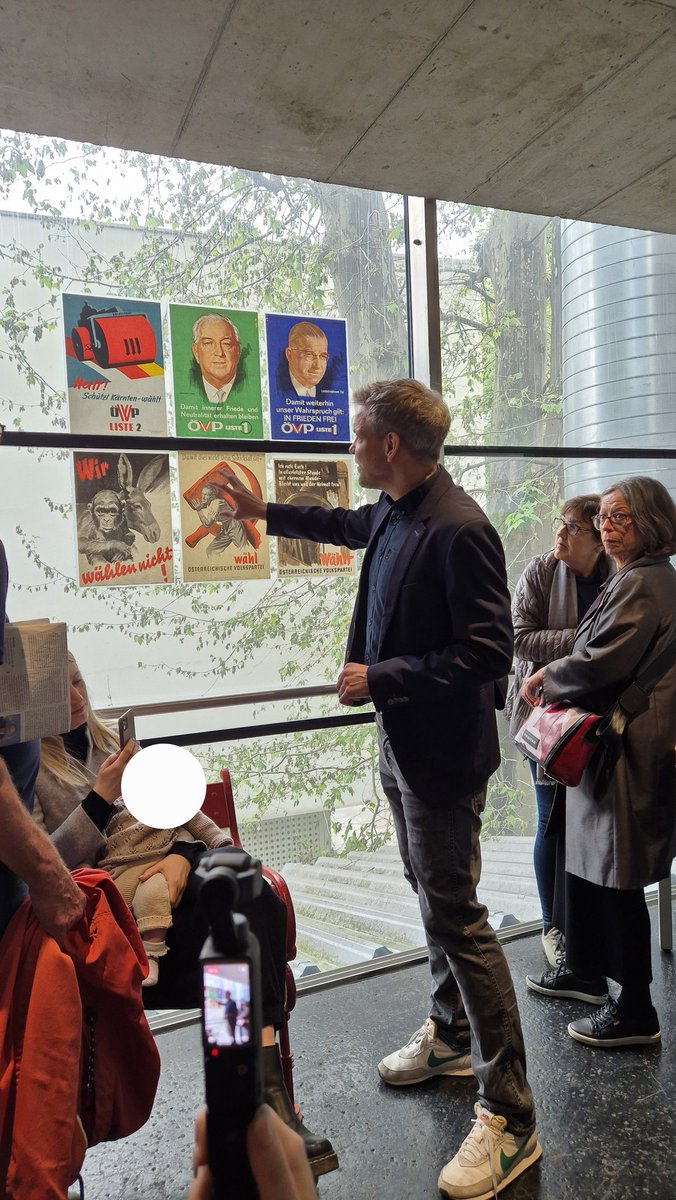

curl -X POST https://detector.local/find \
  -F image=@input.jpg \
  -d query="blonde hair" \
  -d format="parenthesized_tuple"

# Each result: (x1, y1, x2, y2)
(40, 653, 118, 787)
(353, 379, 450, 464)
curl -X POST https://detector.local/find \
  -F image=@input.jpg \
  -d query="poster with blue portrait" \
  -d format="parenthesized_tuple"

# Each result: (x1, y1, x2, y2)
(265, 314, 350, 442)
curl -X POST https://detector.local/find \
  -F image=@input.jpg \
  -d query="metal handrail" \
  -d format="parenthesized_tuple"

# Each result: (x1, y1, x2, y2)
(2, 425, 675, 457)
(98, 682, 338, 721)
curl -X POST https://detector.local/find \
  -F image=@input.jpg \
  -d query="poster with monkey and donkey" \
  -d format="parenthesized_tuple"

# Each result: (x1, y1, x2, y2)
(72, 451, 174, 587)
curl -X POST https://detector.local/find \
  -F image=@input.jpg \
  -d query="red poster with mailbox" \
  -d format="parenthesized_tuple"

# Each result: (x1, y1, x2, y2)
(62, 291, 167, 436)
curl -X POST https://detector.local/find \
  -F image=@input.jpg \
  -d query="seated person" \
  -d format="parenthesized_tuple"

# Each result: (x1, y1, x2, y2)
(97, 780, 231, 987)
(33, 652, 337, 1176)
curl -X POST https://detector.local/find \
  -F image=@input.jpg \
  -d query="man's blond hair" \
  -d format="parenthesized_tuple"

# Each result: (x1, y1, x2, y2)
(353, 379, 450, 464)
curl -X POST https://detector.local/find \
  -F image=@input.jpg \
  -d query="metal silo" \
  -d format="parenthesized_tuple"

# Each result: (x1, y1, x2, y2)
(561, 220, 676, 497)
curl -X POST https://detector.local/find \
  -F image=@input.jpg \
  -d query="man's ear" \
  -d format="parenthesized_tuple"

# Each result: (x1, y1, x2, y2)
(384, 432, 400, 461)
(284, 346, 292, 366)
(192, 344, 198, 363)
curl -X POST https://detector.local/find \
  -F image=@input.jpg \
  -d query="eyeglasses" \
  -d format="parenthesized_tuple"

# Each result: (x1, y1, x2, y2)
(554, 519, 595, 537)
(292, 349, 329, 363)
(592, 511, 634, 530)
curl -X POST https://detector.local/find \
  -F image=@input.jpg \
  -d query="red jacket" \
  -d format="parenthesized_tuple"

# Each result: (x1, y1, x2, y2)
(0, 870, 160, 1198)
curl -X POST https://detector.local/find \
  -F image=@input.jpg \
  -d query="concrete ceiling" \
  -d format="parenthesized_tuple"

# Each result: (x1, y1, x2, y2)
(2, 0, 676, 232)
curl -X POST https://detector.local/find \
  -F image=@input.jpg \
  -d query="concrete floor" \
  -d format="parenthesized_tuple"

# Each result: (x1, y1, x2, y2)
(82, 904, 676, 1200)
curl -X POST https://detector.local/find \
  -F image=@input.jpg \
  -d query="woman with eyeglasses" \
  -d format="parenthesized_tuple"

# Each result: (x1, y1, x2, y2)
(521, 477, 676, 1048)
(506, 494, 610, 969)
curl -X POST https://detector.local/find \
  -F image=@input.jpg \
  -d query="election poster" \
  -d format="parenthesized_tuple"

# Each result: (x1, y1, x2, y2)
(265, 314, 350, 442)
(177, 451, 270, 582)
(62, 292, 167, 436)
(72, 451, 174, 587)
(169, 304, 264, 440)
(273, 457, 354, 576)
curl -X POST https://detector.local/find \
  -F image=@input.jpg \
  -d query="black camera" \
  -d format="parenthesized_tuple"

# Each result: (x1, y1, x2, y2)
(196, 848, 264, 1199)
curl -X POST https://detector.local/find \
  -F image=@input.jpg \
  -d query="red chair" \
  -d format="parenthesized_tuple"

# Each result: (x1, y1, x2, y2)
(203, 768, 298, 1103)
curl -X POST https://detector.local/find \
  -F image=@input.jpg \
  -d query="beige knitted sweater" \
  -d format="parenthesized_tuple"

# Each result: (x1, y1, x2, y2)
(97, 801, 232, 870)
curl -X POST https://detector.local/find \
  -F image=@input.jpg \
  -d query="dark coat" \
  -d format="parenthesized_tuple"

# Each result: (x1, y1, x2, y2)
(542, 555, 676, 888)
(505, 549, 613, 741)
(267, 468, 513, 804)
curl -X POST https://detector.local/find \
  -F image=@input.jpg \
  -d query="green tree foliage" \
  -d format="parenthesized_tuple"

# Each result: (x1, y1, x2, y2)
(0, 131, 406, 847)
(0, 131, 561, 855)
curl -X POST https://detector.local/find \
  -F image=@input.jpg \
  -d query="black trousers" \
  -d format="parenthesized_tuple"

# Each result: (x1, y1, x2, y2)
(564, 871, 652, 987)
(145, 864, 288, 1026)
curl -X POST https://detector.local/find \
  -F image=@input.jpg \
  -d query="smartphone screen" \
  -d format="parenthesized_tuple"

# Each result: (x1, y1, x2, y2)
(118, 708, 136, 748)
(202, 961, 252, 1048)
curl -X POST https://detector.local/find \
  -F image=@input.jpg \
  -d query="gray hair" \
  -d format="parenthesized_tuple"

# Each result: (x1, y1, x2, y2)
(192, 313, 240, 345)
(562, 494, 602, 542)
(602, 476, 676, 557)
(353, 379, 450, 464)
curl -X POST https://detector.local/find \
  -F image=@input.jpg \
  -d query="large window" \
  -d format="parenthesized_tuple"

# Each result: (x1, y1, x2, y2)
(0, 131, 407, 707)
(1, 130, 674, 980)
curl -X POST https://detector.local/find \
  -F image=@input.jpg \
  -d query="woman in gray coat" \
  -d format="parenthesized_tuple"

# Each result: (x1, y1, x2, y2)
(506, 494, 609, 967)
(521, 477, 676, 1048)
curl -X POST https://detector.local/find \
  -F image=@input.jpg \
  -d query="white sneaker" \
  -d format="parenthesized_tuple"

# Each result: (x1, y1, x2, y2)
(377, 1018, 472, 1086)
(541, 926, 565, 967)
(438, 1103, 542, 1199)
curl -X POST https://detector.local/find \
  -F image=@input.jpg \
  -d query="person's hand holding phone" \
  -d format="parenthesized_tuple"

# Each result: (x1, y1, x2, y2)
(93, 737, 137, 804)
(189, 1106, 317, 1200)
(118, 708, 136, 748)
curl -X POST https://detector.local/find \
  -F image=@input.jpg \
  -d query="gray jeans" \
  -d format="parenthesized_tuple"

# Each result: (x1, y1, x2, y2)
(378, 725, 536, 1135)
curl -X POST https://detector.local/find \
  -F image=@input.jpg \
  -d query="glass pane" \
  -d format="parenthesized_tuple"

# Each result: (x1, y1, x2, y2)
(437, 202, 676, 454)
(0, 130, 407, 702)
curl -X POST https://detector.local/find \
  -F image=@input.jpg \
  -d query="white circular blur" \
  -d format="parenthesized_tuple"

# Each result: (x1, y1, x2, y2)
(121, 744, 206, 828)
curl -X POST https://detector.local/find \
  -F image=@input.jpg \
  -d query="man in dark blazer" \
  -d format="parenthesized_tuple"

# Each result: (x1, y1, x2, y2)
(224, 379, 540, 1200)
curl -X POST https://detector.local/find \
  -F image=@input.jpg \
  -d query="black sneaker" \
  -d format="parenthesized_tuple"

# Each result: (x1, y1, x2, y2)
(525, 961, 608, 1004)
(568, 997, 661, 1047)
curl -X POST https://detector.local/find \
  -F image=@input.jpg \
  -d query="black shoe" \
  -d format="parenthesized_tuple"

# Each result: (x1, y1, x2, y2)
(568, 997, 661, 1047)
(525, 962, 608, 1004)
(262, 1045, 339, 1178)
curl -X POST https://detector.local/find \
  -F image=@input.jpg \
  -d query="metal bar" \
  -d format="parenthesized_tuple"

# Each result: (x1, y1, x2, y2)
(98, 683, 338, 721)
(0, 428, 349, 455)
(405, 197, 442, 391)
(140, 710, 374, 747)
(443, 445, 676, 459)
(658, 876, 673, 952)
(2, 426, 674, 458)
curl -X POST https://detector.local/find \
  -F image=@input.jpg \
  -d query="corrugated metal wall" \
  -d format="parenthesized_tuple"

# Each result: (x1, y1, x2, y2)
(561, 221, 676, 496)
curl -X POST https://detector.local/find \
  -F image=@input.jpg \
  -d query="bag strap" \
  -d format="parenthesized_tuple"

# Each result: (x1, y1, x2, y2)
(617, 631, 676, 719)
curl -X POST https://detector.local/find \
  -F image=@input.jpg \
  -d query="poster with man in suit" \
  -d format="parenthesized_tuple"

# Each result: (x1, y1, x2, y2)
(265, 314, 349, 442)
(169, 304, 263, 439)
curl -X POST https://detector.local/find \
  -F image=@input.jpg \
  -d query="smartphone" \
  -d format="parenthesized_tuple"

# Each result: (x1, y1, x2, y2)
(118, 708, 136, 748)
(201, 948, 263, 1198)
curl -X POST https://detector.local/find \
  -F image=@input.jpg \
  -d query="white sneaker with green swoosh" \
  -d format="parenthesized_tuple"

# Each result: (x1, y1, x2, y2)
(377, 1018, 473, 1085)
(438, 1103, 542, 1199)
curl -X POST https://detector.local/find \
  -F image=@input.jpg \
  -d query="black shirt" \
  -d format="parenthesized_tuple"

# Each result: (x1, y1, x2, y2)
(364, 468, 440, 666)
